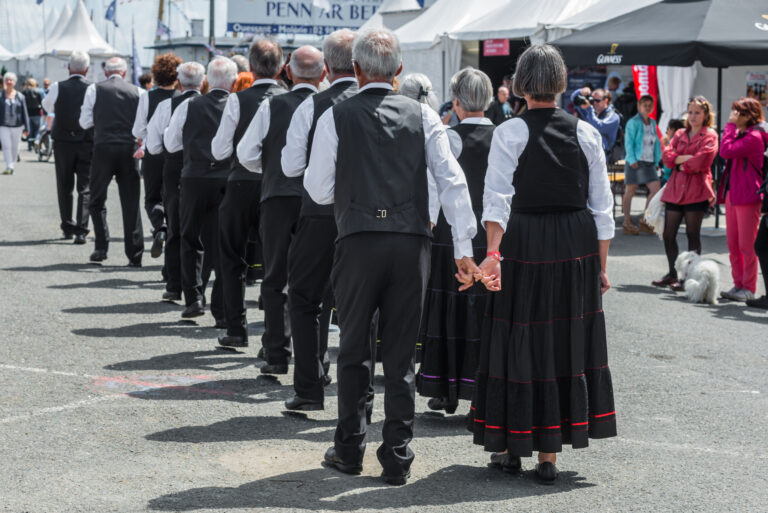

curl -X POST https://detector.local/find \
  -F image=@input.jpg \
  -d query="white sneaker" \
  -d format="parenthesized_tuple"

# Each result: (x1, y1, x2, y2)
(720, 286, 740, 300)
(730, 289, 755, 302)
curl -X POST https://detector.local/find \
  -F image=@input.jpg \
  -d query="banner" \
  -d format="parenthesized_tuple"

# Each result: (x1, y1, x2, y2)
(632, 65, 658, 120)
(227, 0, 384, 36)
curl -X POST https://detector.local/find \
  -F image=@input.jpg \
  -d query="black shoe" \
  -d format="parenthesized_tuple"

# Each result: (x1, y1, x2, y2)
(381, 470, 410, 486)
(162, 290, 181, 302)
(285, 395, 324, 411)
(62, 232, 74, 240)
(535, 461, 559, 485)
(181, 300, 205, 319)
(256, 348, 265, 360)
(489, 452, 522, 474)
(218, 334, 248, 348)
(746, 295, 768, 310)
(323, 447, 362, 475)
(151, 230, 166, 259)
(427, 397, 458, 414)
(323, 374, 332, 387)
(127, 260, 142, 268)
(73, 234, 87, 245)
(89, 250, 107, 263)
(261, 363, 288, 375)
(214, 319, 227, 329)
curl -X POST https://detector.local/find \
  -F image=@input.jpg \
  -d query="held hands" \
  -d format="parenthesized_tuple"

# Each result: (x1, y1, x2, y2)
(133, 148, 145, 159)
(454, 257, 481, 292)
(453, 256, 501, 292)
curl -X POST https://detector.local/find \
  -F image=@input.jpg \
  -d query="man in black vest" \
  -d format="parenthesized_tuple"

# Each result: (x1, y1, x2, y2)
(211, 38, 286, 349)
(79, 57, 145, 266)
(165, 57, 237, 321)
(236, 45, 326, 374)
(304, 29, 479, 486)
(146, 62, 205, 302)
(132, 53, 182, 259)
(42, 51, 92, 244)
(280, 29, 358, 411)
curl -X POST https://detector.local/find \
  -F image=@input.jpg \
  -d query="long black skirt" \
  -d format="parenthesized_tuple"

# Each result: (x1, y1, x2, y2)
(417, 212, 488, 402)
(469, 209, 616, 456)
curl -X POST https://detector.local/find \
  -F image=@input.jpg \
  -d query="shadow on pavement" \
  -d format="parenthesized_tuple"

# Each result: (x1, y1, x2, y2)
(105, 350, 260, 372)
(658, 295, 768, 324)
(49, 278, 164, 290)
(4, 262, 163, 273)
(128, 377, 286, 404)
(613, 284, 669, 295)
(63, 301, 181, 315)
(73, 321, 216, 340)
(0, 238, 68, 247)
(147, 464, 592, 511)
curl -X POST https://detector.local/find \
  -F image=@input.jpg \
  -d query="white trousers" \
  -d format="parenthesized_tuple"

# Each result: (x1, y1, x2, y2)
(0, 125, 23, 170)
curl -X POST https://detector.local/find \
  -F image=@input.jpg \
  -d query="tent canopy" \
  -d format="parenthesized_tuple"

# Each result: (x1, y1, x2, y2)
(0, 42, 12, 61)
(553, 0, 768, 67)
(45, 0, 118, 57)
(17, 5, 72, 59)
(359, 0, 422, 30)
(548, 0, 660, 31)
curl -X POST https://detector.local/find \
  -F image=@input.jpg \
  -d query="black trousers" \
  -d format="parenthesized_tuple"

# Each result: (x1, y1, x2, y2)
(288, 216, 336, 401)
(331, 232, 430, 475)
(755, 215, 768, 294)
(88, 143, 144, 262)
(142, 152, 166, 234)
(53, 140, 91, 236)
(259, 196, 302, 365)
(162, 157, 183, 293)
(179, 176, 226, 320)
(219, 179, 262, 338)
(245, 226, 264, 281)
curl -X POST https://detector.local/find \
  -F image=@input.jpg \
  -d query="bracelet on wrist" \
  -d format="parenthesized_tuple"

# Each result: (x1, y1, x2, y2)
(487, 251, 503, 261)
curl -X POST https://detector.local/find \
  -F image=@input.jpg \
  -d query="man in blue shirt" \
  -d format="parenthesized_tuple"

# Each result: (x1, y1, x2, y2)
(575, 88, 621, 157)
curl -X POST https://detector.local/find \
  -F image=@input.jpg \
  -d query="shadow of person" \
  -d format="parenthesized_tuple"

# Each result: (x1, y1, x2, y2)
(147, 464, 593, 511)
(0, 238, 66, 247)
(4, 262, 162, 273)
(63, 301, 181, 315)
(106, 350, 260, 372)
(49, 278, 164, 290)
(127, 377, 287, 404)
(613, 284, 669, 295)
(707, 301, 768, 324)
(73, 321, 216, 340)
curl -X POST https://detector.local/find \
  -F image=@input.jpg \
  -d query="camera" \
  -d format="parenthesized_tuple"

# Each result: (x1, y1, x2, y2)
(575, 95, 591, 108)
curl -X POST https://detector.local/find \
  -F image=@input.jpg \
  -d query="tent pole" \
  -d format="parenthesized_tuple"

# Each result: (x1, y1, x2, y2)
(715, 67, 722, 229)
(208, 0, 215, 61)
(441, 35, 446, 103)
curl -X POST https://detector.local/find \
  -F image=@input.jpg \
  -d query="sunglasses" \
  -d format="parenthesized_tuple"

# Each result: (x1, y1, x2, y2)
(590, 97, 604, 104)
(688, 95, 707, 103)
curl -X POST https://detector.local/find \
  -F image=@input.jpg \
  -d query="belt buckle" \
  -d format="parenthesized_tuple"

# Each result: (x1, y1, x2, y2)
(376, 209, 387, 219)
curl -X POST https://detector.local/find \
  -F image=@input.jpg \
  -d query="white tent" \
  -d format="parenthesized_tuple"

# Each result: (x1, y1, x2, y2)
(547, 0, 661, 31)
(16, 5, 72, 60)
(359, 0, 423, 31)
(45, 1, 118, 57)
(0, 42, 12, 61)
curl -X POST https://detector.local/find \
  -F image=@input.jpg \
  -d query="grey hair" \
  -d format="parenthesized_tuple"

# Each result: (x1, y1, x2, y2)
(323, 29, 356, 74)
(512, 44, 567, 102)
(399, 73, 439, 112)
(69, 51, 90, 73)
(231, 54, 249, 73)
(206, 57, 238, 90)
(450, 67, 493, 112)
(352, 29, 401, 80)
(289, 45, 325, 80)
(176, 61, 205, 89)
(3, 71, 18, 83)
(248, 38, 284, 78)
(104, 57, 128, 74)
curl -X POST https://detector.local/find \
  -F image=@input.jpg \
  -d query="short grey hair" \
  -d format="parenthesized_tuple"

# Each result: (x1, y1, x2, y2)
(69, 51, 90, 73)
(289, 45, 325, 80)
(207, 57, 238, 90)
(512, 44, 567, 102)
(323, 29, 356, 74)
(231, 54, 249, 73)
(104, 57, 128, 74)
(352, 29, 401, 80)
(399, 73, 439, 112)
(248, 38, 284, 78)
(177, 62, 205, 89)
(3, 72, 17, 83)
(450, 67, 493, 112)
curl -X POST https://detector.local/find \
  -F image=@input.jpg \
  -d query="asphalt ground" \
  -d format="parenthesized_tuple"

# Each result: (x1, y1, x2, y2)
(1, 152, 767, 513)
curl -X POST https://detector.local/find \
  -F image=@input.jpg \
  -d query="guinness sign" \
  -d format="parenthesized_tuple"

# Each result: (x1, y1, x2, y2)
(597, 43, 623, 64)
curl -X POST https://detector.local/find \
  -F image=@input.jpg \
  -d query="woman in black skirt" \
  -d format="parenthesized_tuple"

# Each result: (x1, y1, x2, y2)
(470, 44, 617, 484)
(417, 68, 495, 414)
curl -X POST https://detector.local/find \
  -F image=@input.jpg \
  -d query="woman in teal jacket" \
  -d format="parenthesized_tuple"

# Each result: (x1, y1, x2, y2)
(622, 94, 662, 235)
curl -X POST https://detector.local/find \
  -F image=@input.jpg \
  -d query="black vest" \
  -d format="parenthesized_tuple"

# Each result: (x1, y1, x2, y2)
(511, 109, 590, 212)
(164, 90, 200, 164)
(92, 77, 141, 145)
(181, 89, 231, 178)
(333, 89, 430, 241)
(229, 82, 286, 181)
(260, 87, 315, 201)
(450, 122, 495, 214)
(147, 88, 177, 121)
(52, 76, 93, 143)
(301, 80, 358, 217)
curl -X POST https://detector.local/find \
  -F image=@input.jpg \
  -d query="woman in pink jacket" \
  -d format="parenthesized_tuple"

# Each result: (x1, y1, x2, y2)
(654, 96, 719, 290)
(717, 98, 767, 302)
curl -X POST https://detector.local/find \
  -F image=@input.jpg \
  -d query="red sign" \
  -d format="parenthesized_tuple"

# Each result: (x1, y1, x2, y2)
(632, 65, 659, 120)
(483, 39, 510, 57)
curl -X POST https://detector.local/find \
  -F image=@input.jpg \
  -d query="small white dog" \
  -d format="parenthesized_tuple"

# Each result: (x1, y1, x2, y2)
(674, 251, 720, 305)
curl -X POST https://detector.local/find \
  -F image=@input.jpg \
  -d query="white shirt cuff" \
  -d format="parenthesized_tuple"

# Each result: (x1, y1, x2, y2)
(453, 238, 474, 260)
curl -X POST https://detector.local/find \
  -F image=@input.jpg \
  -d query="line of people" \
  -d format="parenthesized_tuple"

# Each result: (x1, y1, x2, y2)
(44, 32, 616, 486)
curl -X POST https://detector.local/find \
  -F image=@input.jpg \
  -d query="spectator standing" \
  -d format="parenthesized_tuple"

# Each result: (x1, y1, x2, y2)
(622, 94, 662, 235)
(747, 154, 768, 309)
(0, 72, 30, 175)
(42, 78, 51, 95)
(717, 98, 767, 302)
(22, 78, 44, 151)
(139, 73, 153, 91)
(575, 88, 621, 161)
(484, 85, 513, 125)
(654, 96, 719, 290)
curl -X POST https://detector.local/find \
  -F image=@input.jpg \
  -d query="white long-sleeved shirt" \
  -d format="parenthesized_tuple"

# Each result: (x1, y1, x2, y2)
(131, 92, 150, 146)
(211, 79, 279, 161)
(145, 91, 200, 155)
(303, 82, 478, 259)
(481, 116, 615, 241)
(281, 77, 357, 178)
(78, 74, 145, 130)
(236, 83, 318, 174)
(41, 74, 86, 114)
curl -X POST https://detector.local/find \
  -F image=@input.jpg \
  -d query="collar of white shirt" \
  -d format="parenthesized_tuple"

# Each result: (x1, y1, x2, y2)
(69, 74, 86, 79)
(252, 79, 278, 87)
(331, 77, 357, 86)
(460, 117, 494, 126)
(107, 75, 124, 80)
(359, 82, 394, 92)
(292, 83, 318, 92)
(209, 88, 230, 94)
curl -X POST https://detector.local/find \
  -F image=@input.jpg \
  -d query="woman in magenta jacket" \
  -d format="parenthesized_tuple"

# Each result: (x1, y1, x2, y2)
(654, 96, 719, 290)
(717, 98, 767, 301)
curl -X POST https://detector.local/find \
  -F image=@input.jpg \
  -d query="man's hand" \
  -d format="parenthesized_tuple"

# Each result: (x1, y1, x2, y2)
(476, 256, 501, 292)
(454, 256, 480, 292)
(133, 148, 145, 160)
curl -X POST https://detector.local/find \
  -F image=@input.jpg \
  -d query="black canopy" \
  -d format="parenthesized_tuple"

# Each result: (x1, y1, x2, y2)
(553, 0, 768, 68)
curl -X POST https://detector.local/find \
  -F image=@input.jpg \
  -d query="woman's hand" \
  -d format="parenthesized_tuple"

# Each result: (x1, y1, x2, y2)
(600, 270, 611, 295)
(133, 148, 145, 159)
(631, 162, 639, 169)
(454, 257, 480, 291)
(728, 109, 740, 125)
(674, 154, 693, 165)
(476, 256, 501, 292)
